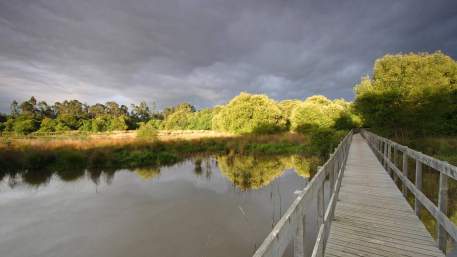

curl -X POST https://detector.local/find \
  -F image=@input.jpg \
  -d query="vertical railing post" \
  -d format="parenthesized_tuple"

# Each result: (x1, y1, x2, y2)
(437, 172, 449, 253)
(383, 142, 388, 168)
(333, 150, 340, 203)
(402, 149, 408, 196)
(329, 156, 335, 197)
(414, 160, 422, 216)
(294, 213, 305, 257)
(317, 185, 324, 228)
(392, 146, 398, 169)
(386, 143, 392, 176)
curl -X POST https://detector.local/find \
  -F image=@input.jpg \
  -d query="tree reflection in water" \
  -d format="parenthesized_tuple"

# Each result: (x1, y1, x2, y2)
(0, 154, 320, 191)
(217, 155, 320, 190)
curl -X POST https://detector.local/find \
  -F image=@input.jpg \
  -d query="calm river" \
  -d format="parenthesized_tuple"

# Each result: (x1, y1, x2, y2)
(0, 155, 321, 257)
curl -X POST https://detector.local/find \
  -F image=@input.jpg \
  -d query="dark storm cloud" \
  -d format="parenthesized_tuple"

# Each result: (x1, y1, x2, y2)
(1, 0, 457, 111)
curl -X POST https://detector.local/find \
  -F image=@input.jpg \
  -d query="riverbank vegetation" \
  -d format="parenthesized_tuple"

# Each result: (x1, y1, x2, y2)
(0, 87, 357, 172)
(353, 51, 457, 165)
(0, 132, 343, 184)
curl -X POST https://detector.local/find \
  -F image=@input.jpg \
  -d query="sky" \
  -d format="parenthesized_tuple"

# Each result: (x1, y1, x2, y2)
(0, 0, 457, 112)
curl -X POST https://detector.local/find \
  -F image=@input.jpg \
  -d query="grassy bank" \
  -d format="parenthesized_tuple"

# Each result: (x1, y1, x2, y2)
(0, 130, 347, 174)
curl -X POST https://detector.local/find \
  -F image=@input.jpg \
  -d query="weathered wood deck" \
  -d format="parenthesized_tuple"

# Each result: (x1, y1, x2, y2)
(325, 134, 445, 257)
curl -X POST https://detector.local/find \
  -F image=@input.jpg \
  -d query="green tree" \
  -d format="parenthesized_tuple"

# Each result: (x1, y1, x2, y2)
(54, 100, 88, 130)
(38, 117, 58, 132)
(290, 96, 348, 132)
(108, 115, 129, 131)
(162, 110, 191, 130)
(354, 52, 457, 136)
(212, 92, 286, 134)
(88, 103, 106, 118)
(187, 109, 214, 130)
(131, 101, 151, 122)
(136, 121, 158, 139)
(12, 115, 39, 135)
(163, 102, 196, 118)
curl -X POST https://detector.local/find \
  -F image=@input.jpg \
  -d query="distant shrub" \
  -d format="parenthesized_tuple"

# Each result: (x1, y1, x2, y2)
(91, 116, 109, 132)
(212, 92, 287, 134)
(108, 115, 129, 131)
(136, 121, 158, 139)
(277, 99, 301, 129)
(187, 109, 214, 130)
(146, 119, 162, 129)
(291, 95, 357, 132)
(38, 117, 58, 132)
(12, 115, 39, 135)
(56, 114, 82, 130)
(162, 110, 191, 130)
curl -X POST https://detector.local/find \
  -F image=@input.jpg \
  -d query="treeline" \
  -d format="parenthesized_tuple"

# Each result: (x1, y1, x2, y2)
(3, 51, 453, 137)
(353, 51, 457, 138)
(0, 99, 159, 134)
(0, 93, 360, 135)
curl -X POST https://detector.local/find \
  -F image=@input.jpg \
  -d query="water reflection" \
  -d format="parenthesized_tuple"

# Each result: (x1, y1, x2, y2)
(0, 154, 320, 191)
(218, 155, 320, 190)
(0, 154, 315, 257)
(134, 167, 161, 181)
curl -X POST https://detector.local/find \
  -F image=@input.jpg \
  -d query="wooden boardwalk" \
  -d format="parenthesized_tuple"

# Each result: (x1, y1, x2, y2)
(325, 134, 445, 257)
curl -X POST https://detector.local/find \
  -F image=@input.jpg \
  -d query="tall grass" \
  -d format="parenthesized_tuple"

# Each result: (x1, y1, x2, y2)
(0, 130, 345, 173)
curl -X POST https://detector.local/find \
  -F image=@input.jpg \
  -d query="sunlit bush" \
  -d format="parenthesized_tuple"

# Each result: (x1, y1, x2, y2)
(354, 51, 457, 136)
(212, 92, 287, 134)
(136, 121, 158, 139)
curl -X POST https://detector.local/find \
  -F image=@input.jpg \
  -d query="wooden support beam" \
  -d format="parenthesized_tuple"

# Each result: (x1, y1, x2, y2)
(402, 150, 409, 196)
(294, 214, 305, 257)
(415, 160, 422, 217)
(437, 173, 449, 253)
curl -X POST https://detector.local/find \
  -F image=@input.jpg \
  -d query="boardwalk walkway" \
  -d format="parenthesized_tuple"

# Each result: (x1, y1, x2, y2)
(324, 134, 444, 257)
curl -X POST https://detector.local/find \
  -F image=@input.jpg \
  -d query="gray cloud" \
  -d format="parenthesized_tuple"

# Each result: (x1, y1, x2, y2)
(1, 0, 456, 112)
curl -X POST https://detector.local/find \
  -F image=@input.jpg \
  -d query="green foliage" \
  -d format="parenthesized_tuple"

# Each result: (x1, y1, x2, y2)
(290, 96, 356, 132)
(278, 99, 301, 129)
(38, 117, 58, 132)
(161, 103, 213, 130)
(186, 109, 213, 130)
(130, 101, 152, 122)
(145, 119, 162, 129)
(56, 114, 83, 130)
(162, 109, 192, 130)
(163, 102, 196, 118)
(309, 129, 347, 158)
(2, 114, 40, 135)
(108, 115, 129, 131)
(212, 92, 287, 134)
(14, 119, 38, 135)
(354, 52, 457, 137)
(91, 116, 110, 132)
(3, 118, 14, 132)
(136, 121, 158, 139)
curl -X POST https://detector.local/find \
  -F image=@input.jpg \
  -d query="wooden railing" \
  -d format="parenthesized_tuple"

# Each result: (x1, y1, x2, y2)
(361, 129, 457, 254)
(252, 130, 353, 257)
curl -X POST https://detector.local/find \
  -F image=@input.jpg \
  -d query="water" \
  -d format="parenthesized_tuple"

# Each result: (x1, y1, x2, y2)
(0, 155, 319, 257)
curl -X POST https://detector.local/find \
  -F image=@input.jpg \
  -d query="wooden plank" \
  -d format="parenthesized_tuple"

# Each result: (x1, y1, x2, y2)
(325, 134, 445, 257)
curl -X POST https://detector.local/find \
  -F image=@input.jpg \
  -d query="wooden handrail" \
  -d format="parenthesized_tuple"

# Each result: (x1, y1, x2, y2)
(252, 130, 353, 257)
(361, 129, 457, 254)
